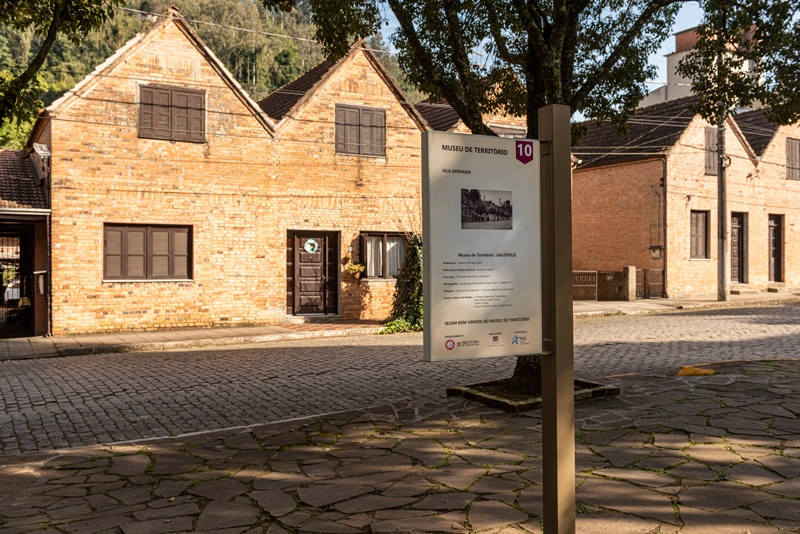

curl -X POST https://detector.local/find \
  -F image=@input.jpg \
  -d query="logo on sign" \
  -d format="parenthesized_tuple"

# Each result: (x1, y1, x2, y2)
(492, 336, 499, 342)
(445, 339, 455, 350)
(515, 140, 534, 165)
(512, 335, 527, 345)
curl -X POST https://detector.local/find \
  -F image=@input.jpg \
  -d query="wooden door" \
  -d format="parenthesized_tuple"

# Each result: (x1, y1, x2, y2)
(731, 213, 744, 283)
(769, 215, 783, 282)
(292, 232, 339, 315)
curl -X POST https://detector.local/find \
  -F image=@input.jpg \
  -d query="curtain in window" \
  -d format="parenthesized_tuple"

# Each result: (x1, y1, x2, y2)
(386, 236, 406, 277)
(367, 236, 383, 277)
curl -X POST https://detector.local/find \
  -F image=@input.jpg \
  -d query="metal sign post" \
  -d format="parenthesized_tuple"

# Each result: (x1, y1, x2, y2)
(539, 104, 576, 534)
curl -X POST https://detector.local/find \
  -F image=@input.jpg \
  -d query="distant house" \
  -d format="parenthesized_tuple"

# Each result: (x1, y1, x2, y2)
(573, 96, 800, 297)
(0, 8, 527, 337)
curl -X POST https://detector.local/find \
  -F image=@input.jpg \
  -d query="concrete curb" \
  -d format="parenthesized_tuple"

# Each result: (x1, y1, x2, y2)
(574, 295, 800, 318)
(53, 327, 385, 357)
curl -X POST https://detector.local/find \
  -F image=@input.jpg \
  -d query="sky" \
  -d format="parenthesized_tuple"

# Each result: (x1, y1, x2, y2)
(379, 2, 705, 87)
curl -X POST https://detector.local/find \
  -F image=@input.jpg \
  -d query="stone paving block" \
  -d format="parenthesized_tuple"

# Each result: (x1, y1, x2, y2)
(188, 479, 247, 501)
(108, 487, 151, 506)
(109, 455, 150, 477)
(468, 499, 527, 531)
(424, 465, 486, 491)
(297, 518, 361, 533)
(249, 490, 296, 517)
(370, 516, 466, 533)
(678, 505, 782, 534)
(756, 454, 800, 478)
(412, 492, 476, 510)
(132, 503, 200, 520)
(764, 477, 800, 498)
(577, 478, 678, 524)
(333, 496, 416, 514)
(120, 516, 193, 534)
(382, 476, 435, 497)
(297, 485, 372, 508)
(591, 467, 675, 487)
(575, 512, 662, 534)
(195, 501, 260, 530)
(153, 480, 191, 498)
(678, 480, 770, 511)
(724, 461, 784, 486)
(60, 514, 132, 534)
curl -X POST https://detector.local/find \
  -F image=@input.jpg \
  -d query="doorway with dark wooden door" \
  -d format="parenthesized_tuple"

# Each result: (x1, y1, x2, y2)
(768, 215, 783, 282)
(287, 231, 339, 316)
(731, 213, 747, 285)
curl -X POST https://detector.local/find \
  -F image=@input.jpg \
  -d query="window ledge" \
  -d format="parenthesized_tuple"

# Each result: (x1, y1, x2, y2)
(334, 152, 387, 160)
(103, 279, 194, 283)
(360, 277, 397, 283)
(689, 258, 711, 261)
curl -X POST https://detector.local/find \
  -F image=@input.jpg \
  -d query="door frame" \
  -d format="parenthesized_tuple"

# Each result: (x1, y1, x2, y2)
(730, 212, 748, 284)
(768, 214, 784, 282)
(289, 230, 340, 316)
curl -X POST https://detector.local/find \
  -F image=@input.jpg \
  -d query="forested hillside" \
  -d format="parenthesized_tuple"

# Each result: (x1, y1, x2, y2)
(0, 0, 423, 149)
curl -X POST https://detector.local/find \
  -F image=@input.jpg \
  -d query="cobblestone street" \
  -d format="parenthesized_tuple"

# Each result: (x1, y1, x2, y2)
(2, 304, 800, 454)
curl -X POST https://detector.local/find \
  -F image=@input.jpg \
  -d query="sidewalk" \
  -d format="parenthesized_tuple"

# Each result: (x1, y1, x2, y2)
(0, 359, 798, 533)
(3, 290, 800, 361)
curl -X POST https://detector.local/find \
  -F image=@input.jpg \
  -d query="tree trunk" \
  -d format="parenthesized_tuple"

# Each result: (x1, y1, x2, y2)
(504, 354, 542, 395)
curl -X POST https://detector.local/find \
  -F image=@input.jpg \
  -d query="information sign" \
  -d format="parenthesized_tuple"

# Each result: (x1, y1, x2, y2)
(422, 131, 543, 361)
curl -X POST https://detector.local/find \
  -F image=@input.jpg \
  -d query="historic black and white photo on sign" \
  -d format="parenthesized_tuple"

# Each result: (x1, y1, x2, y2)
(460, 189, 513, 230)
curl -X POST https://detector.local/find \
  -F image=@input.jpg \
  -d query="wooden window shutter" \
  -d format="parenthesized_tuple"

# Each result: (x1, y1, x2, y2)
(173, 228, 190, 278)
(105, 228, 124, 278)
(139, 87, 155, 137)
(374, 110, 386, 156)
(705, 127, 718, 175)
(360, 109, 374, 156)
(126, 228, 147, 278)
(788, 138, 800, 180)
(346, 108, 359, 154)
(335, 106, 346, 153)
(150, 229, 171, 278)
(189, 92, 205, 141)
(690, 212, 698, 258)
(154, 89, 172, 139)
(172, 91, 191, 140)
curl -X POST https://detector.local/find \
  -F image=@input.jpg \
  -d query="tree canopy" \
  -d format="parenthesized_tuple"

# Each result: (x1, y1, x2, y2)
(263, 0, 800, 139)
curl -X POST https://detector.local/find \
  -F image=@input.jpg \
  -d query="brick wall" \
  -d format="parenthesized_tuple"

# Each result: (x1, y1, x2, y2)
(666, 117, 800, 296)
(572, 159, 665, 272)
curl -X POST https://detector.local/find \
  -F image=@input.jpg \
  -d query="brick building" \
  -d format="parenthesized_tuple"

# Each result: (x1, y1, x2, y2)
(573, 96, 800, 297)
(2, 9, 526, 336)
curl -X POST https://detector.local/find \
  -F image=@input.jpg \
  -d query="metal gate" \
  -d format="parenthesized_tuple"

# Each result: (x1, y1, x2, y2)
(597, 271, 625, 301)
(636, 269, 664, 299)
(572, 271, 597, 300)
(0, 231, 34, 337)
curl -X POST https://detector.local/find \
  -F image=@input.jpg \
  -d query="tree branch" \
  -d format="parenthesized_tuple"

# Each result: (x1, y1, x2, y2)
(0, 1, 63, 122)
(570, 0, 683, 109)
(481, 1, 525, 65)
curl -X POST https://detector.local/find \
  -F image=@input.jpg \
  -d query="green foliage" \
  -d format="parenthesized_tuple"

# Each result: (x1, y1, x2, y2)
(677, 0, 800, 126)
(0, 0, 326, 141)
(381, 234, 422, 334)
(260, 0, 685, 140)
(0, 0, 124, 124)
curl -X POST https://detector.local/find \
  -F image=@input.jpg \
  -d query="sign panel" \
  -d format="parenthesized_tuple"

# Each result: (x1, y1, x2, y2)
(423, 130, 543, 361)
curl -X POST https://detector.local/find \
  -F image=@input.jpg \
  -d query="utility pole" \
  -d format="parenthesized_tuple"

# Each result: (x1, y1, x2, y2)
(716, 18, 728, 302)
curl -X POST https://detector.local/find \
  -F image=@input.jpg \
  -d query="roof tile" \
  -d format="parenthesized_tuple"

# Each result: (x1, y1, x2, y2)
(0, 149, 48, 210)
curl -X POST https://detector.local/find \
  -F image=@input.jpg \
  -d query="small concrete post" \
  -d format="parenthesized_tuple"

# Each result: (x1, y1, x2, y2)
(623, 266, 636, 301)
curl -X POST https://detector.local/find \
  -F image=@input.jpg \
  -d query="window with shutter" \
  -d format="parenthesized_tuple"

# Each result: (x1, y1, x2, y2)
(104, 224, 193, 280)
(139, 85, 205, 142)
(690, 210, 709, 259)
(787, 138, 800, 180)
(335, 104, 387, 156)
(705, 127, 718, 175)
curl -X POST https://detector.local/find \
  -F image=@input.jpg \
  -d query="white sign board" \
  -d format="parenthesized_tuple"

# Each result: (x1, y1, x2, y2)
(423, 131, 543, 361)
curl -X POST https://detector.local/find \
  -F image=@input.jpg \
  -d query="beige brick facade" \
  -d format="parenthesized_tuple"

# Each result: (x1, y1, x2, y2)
(28, 14, 525, 334)
(574, 110, 800, 298)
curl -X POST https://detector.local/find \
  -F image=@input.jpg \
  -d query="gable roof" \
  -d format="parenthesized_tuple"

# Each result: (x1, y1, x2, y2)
(0, 149, 48, 210)
(415, 102, 461, 132)
(29, 7, 274, 144)
(574, 96, 698, 170)
(258, 61, 335, 121)
(732, 108, 779, 158)
(256, 42, 428, 132)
